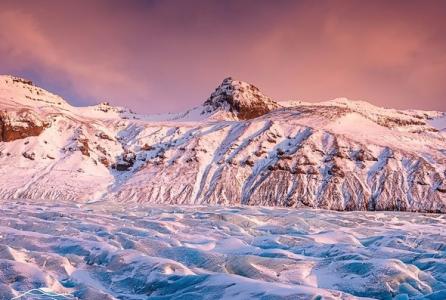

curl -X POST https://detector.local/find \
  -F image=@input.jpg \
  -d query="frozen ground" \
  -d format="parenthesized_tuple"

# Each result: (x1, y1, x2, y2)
(0, 203, 445, 300)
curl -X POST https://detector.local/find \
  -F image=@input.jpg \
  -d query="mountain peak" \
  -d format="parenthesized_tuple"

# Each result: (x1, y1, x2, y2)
(0, 74, 445, 213)
(202, 77, 280, 120)
(0, 75, 34, 86)
(0, 74, 73, 110)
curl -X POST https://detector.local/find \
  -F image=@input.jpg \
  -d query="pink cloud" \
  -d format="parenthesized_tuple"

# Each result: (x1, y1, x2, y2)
(0, 0, 445, 112)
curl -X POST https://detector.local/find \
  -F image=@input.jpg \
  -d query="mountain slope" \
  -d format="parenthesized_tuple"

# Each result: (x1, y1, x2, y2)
(0, 75, 445, 212)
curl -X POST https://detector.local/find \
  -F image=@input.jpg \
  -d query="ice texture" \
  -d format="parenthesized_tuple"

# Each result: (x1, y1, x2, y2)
(0, 202, 445, 299)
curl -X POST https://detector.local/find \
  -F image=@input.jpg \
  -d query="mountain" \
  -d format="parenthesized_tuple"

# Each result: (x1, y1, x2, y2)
(201, 77, 280, 120)
(0, 75, 445, 212)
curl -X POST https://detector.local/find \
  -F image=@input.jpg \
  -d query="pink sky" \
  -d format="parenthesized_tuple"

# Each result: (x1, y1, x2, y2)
(0, 0, 445, 113)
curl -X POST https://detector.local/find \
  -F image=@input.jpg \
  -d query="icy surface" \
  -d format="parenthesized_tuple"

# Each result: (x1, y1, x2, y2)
(0, 202, 445, 299)
(428, 114, 446, 132)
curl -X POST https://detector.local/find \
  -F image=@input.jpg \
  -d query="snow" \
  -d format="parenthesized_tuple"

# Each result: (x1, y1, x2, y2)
(1, 75, 446, 298)
(0, 202, 445, 299)
(0, 74, 445, 212)
(428, 114, 446, 132)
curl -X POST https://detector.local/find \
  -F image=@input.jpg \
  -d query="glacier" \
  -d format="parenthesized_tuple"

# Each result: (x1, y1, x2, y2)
(1, 75, 446, 299)
(0, 202, 445, 299)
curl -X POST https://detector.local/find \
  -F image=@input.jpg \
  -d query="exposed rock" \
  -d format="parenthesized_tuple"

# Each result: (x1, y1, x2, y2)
(113, 150, 136, 171)
(202, 77, 280, 119)
(376, 116, 426, 128)
(99, 157, 110, 167)
(96, 145, 108, 155)
(96, 132, 113, 141)
(115, 161, 132, 171)
(123, 151, 136, 163)
(141, 143, 154, 151)
(78, 139, 90, 156)
(0, 110, 47, 142)
(22, 152, 35, 160)
(11, 76, 33, 86)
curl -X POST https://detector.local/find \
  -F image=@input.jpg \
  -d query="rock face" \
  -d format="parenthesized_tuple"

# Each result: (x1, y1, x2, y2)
(0, 110, 47, 142)
(0, 75, 445, 212)
(202, 77, 280, 120)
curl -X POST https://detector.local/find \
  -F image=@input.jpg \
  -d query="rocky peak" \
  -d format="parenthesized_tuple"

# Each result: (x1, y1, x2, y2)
(202, 77, 280, 120)
(95, 101, 129, 114)
(0, 75, 34, 86)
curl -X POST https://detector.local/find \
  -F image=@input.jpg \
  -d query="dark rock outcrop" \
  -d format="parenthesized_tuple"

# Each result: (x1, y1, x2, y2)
(202, 77, 280, 120)
(0, 110, 47, 142)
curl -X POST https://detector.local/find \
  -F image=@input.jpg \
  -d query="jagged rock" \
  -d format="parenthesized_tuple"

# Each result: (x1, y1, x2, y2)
(376, 116, 426, 128)
(96, 132, 113, 141)
(11, 76, 33, 85)
(115, 161, 132, 171)
(141, 143, 154, 151)
(123, 151, 136, 163)
(0, 110, 47, 142)
(78, 139, 90, 156)
(112, 150, 136, 171)
(22, 152, 35, 160)
(244, 159, 255, 167)
(96, 145, 107, 155)
(99, 157, 110, 167)
(202, 77, 280, 120)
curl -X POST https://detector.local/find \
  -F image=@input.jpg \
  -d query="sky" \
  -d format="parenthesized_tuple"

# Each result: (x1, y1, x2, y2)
(0, 0, 445, 113)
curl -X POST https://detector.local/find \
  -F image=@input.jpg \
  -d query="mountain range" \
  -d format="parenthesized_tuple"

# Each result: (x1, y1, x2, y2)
(1, 75, 445, 212)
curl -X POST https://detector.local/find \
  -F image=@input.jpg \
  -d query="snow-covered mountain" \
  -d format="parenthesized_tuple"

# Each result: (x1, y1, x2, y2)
(1, 75, 445, 212)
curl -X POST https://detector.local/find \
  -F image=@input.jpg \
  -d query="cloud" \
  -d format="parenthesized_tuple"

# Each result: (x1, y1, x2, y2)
(0, 0, 445, 112)
(0, 8, 151, 107)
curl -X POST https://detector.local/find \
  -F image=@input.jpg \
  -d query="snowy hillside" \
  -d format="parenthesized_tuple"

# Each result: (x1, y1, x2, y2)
(0, 75, 445, 212)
